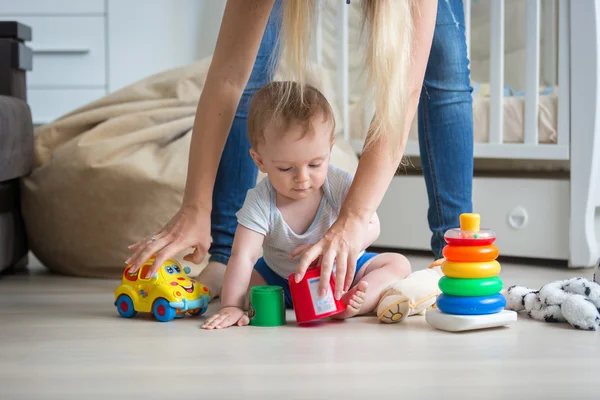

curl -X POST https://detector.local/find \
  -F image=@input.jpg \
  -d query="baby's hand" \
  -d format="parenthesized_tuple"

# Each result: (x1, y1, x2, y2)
(202, 307, 249, 330)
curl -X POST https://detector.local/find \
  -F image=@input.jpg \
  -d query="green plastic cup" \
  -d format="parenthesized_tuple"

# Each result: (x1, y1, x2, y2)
(248, 285, 286, 327)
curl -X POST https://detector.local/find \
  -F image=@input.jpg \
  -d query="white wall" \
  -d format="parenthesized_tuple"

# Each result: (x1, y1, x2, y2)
(107, 0, 226, 92)
(196, 0, 227, 59)
(0, 0, 230, 123)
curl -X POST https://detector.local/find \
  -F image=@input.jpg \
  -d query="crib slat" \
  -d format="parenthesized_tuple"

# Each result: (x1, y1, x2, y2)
(336, 0, 349, 141)
(489, 0, 504, 144)
(542, 0, 557, 85)
(557, 0, 570, 147)
(315, 0, 323, 67)
(524, 0, 540, 146)
(464, 0, 471, 61)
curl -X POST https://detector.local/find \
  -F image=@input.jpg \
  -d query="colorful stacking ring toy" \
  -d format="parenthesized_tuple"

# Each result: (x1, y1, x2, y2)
(436, 293, 507, 315)
(442, 245, 499, 262)
(438, 276, 503, 297)
(441, 260, 501, 279)
(426, 213, 518, 332)
(437, 213, 506, 316)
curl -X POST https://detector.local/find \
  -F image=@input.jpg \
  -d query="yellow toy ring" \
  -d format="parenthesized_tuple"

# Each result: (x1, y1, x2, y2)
(441, 260, 501, 279)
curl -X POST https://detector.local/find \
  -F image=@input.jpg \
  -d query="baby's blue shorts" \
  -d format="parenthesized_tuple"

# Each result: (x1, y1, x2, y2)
(254, 251, 379, 308)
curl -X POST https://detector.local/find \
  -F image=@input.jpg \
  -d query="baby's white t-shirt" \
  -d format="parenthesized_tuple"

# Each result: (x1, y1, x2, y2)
(236, 164, 354, 279)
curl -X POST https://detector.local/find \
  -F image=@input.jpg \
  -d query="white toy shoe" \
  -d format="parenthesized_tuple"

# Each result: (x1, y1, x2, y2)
(376, 259, 444, 323)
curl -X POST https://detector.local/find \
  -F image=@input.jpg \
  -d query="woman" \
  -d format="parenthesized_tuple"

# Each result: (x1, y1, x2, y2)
(127, 0, 473, 301)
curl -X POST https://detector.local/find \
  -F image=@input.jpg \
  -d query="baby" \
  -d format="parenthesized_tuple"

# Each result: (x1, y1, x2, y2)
(202, 81, 411, 329)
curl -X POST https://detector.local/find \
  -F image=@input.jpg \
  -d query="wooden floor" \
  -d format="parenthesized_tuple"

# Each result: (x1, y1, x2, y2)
(0, 253, 598, 399)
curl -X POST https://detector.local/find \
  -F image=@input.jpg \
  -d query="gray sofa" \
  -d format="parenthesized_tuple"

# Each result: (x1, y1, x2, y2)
(0, 21, 33, 273)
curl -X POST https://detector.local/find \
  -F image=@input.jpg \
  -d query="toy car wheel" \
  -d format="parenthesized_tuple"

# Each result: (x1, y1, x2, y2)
(189, 305, 208, 316)
(116, 295, 137, 318)
(189, 295, 210, 316)
(153, 298, 177, 322)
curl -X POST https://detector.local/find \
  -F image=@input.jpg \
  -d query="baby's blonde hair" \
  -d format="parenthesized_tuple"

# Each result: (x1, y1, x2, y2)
(276, 0, 415, 157)
(247, 81, 335, 149)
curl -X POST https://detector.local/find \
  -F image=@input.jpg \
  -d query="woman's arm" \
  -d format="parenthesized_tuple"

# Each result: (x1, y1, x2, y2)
(127, 0, 275, 276)
(340, 0, 437, 224)
(184, 0, 276, 209)
(294, 0, 438, 299)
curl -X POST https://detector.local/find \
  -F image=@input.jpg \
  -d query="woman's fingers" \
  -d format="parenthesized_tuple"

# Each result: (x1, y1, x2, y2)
(150, 240, 209, 277)
(294, 242, 323, 282)
(344, 252, 358, 291)
(183, 245, 207, 264)
(128, 234, 152, 251)
(128, 235, 154, 251)
(126, 232, 163, 268)
(145, 242, 188, 278)
(294, 240, 350, 301)
(333, 252, 348, 300)
(127, 204, 212, 276)
(128, 234, 174, 273)
(128, 230, 166, 252)
(318, 247, 337, 297)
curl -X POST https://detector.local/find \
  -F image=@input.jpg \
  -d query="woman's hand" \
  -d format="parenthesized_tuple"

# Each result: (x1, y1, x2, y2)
(125, 0, 277, 279)
(292, 214, 371, 301)
(202, 307, 249, 329)
(126, 203, 211, 278)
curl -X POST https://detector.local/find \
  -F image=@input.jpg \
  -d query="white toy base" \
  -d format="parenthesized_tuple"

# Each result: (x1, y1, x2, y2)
(426, 309, 518, 332)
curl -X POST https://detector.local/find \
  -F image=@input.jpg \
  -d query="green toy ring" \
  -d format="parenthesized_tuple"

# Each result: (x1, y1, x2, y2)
(438, 276, 503, 297)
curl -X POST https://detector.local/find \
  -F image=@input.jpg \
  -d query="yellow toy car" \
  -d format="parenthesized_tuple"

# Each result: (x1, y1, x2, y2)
(114, 256, 210, 322)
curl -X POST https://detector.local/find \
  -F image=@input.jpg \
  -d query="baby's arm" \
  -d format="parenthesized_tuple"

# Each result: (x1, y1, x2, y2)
(202, 224, 264, 330)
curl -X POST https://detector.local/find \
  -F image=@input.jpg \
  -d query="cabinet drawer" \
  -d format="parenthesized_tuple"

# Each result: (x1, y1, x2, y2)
(0, 0, 105, 15)
(0, 16, 107, 87)
(374, 175, 569, 261)
(471, 176, 569, 260)
(28, 88, 106, 125)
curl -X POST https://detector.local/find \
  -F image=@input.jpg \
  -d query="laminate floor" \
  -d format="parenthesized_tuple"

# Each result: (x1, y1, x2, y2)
(1, 253, 598, 399)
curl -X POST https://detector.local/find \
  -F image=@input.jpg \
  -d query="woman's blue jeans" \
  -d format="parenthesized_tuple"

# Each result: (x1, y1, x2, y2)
(208, 0, 473, 264)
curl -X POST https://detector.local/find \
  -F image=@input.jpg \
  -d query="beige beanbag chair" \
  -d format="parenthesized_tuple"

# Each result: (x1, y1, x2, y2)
(21, 57, 359, 278)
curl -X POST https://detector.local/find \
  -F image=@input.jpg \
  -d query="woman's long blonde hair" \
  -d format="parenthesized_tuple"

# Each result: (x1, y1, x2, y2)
(277, 0, 415, 157)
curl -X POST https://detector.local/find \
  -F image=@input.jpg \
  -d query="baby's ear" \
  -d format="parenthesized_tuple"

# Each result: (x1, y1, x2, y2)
(249, 149, 266, 172)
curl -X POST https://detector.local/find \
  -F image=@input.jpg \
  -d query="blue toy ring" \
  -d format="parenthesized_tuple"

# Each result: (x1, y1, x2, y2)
(436, 293, 506, 315)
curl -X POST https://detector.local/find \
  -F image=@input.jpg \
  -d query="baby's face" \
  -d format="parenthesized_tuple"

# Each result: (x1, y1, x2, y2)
(252, 116, 333, 201)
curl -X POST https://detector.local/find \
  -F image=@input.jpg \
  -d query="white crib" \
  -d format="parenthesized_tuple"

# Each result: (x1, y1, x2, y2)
(314, 0, 600, 268)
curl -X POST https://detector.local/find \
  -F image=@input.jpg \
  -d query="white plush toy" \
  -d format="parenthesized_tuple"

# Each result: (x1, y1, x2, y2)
(505, 275, 600, 331)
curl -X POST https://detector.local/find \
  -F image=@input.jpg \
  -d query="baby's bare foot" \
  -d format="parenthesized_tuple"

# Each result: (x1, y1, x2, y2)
(332, 280, 369, 319)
